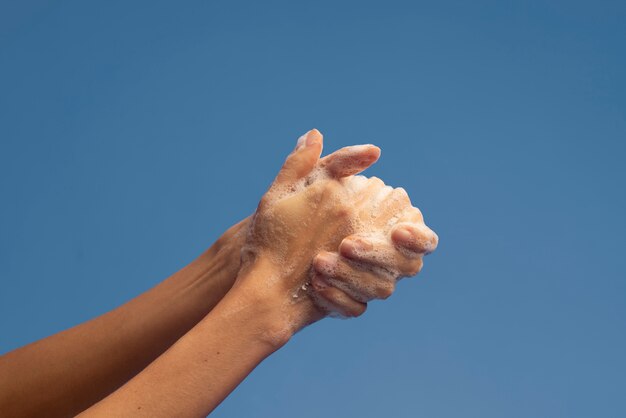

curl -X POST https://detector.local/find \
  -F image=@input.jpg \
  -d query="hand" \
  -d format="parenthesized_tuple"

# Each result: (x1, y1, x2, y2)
(310, 205, 439, 317)
(204, 137, 381, 294)
(212, 131, 437, 321)
(233, 129, 415, 336)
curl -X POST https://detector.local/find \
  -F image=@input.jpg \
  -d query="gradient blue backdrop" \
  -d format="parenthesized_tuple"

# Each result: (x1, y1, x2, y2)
(1, 1, 625, 417)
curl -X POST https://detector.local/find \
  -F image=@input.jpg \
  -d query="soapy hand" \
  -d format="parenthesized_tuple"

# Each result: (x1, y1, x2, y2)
(310, 204, 438, 317)
(234, 129, 437, 331)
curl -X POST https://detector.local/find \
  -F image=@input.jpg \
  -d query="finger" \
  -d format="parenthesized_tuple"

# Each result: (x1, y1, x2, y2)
(373, 184, 394, 204)
(340, 174, 369, 194)
(391, 222, 439, 255)
(273, 129, 324, 186)
(350, 176, 385, 204)
(319, 144, 381, 178)
(368, 185, 410, 223)
(399, 206, 424, 223)
(313, 252, 396, 302)
(392, 187, 412, 207)
(311, 273, 368, 318)
(339, 235, 425, 278)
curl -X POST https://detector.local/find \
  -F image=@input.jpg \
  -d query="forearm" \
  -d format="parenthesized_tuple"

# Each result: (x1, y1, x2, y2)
(78, 265, 292, 417)
(0, 219, 248, 418)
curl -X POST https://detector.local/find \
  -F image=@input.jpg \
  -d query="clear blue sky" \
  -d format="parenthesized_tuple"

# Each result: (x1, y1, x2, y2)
(1, 1, 625, 417)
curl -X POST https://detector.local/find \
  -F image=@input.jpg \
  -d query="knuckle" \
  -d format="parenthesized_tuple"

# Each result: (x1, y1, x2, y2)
(377, 282, 395, 299)
(408, 258, 424, 276)
(412, 206, 424, 221)
(348, 302, 367, 317)
(393, 187, 411, 205)
(369, 176, 385, 187)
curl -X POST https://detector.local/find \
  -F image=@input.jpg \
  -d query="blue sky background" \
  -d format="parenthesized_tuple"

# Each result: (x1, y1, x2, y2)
(1, 1, 625, 417)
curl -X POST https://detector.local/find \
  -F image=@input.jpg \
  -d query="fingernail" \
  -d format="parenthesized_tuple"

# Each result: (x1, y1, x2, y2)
(395, 228, 414, 245)
(314, 252, 335, 274)
(306, 129, 321, 146)
(349, 237, 373, 252)
(425, 230, 439, 254)
(296, 133, 308, 150)
(413, 224, 438, 254)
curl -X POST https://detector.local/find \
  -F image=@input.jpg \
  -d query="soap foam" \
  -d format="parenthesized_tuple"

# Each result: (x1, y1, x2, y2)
(243, 160, 420, 319)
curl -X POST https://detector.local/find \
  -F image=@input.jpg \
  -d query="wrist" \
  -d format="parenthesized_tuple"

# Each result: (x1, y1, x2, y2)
(199, 216, 251, 282)
(231, 263, 296, 349)
(173, 217, 251, 304)
(228, 257, 324, 349)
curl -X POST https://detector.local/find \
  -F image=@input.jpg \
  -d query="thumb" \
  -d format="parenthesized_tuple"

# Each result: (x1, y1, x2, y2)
(273, 129, 324, 186)
(319, 144, 381, 178)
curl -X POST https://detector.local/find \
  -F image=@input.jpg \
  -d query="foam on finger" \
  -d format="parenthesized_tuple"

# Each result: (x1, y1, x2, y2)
(391, 222, 439, 255)
(243, 145, 437, 320)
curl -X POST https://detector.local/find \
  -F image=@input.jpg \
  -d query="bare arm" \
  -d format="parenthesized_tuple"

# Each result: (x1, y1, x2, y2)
(0, 134, 381, 417)
(78, 261, 295, 417)
(79, 129, 438, 417)
(0, 218, 248, 417)
(0, 129, 437, 417)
